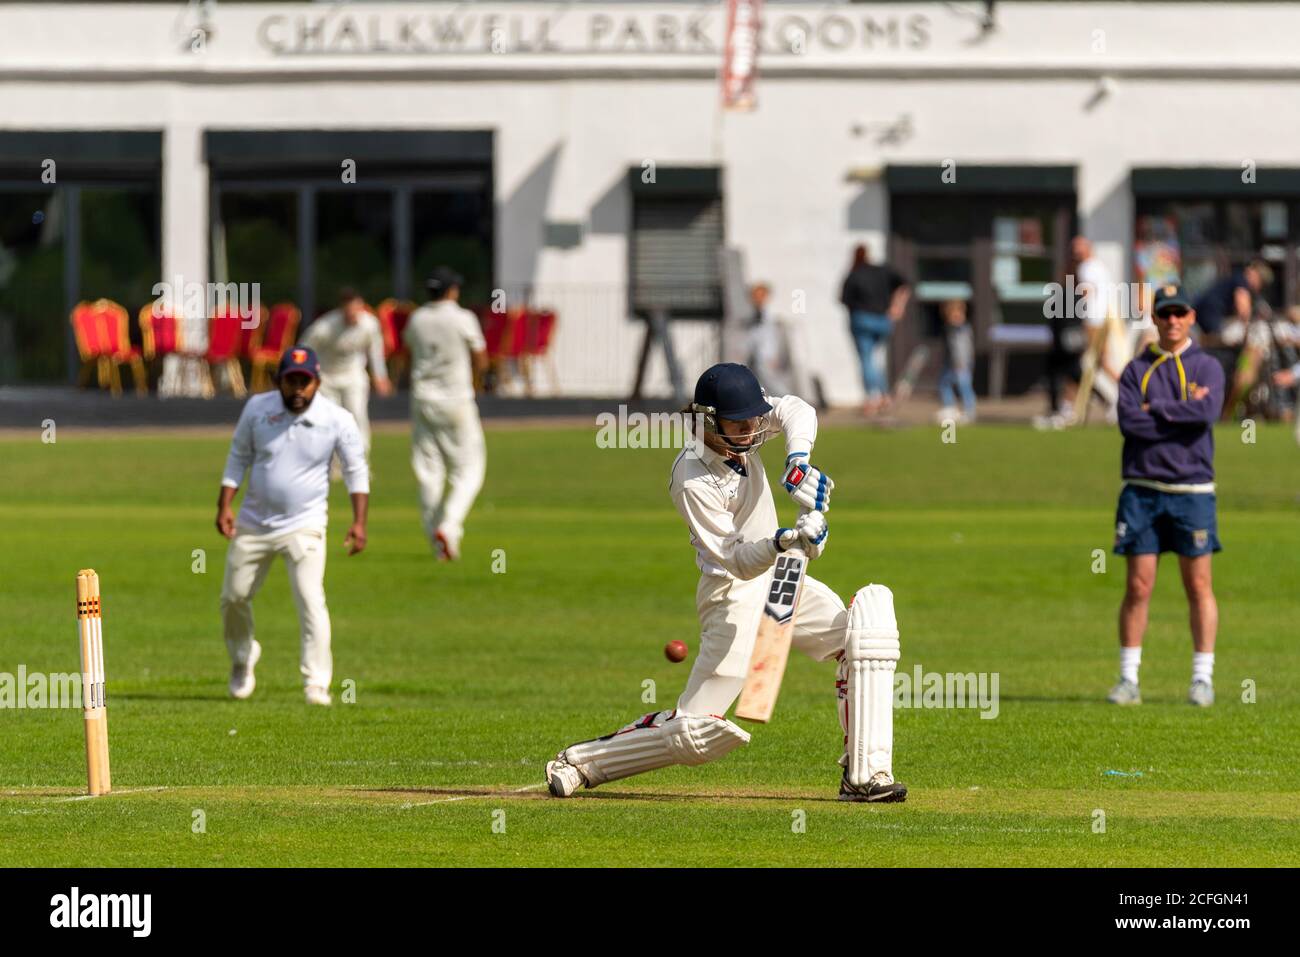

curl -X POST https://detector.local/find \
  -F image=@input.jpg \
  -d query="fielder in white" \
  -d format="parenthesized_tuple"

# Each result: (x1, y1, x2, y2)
(299, 287, 393, 454)
(216, 346, 370, 707)
(546, 363, 907, 802)
(404, 267, 488, 561)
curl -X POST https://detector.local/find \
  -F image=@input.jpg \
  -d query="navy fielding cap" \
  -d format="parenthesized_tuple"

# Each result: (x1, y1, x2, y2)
(693, 363, 772, 420)
(278, 345, 320, 381)
(1152, 283, 1193, 314)
(426, 266, 465, 296)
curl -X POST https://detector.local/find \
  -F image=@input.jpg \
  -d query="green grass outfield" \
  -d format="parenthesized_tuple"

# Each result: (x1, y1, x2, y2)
(1, 419, 1298, 866)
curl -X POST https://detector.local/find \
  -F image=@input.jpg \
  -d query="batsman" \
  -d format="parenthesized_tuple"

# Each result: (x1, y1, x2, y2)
(546, 363, 907, 802)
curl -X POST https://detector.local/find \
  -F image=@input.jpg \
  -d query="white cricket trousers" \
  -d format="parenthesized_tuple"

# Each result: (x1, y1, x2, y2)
(319, 375, 371, 451)
(410, 396, 486, 543)
(678, 572, 848, 717)
(220, 525, 333, 689)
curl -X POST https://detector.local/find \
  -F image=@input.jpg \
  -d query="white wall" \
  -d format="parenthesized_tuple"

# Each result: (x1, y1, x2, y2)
(4, 3, 1299, 399)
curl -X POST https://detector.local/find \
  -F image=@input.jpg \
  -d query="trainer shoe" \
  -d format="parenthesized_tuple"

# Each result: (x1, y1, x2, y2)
(545, 755, 587, 798)
(304, 685, 332, 707)
(229, 640, 262, 700)
(1188, 680, 1215, 707)
(1107, 678, 1141, 705)
(839, 770, 908, 803)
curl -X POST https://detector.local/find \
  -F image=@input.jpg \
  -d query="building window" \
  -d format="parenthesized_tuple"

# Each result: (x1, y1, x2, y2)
(887, 165, 1076, 395)
(315, 190, 394, 312)
(1134, 198, 1292, 307)
(0, 131, 161, 383)
(1130, 168, 1300, 310)
(410, 189, 493, 306)
(207, 130, 493, 320)
(213, 190, 299, 307)
(0, 191, 65, 383)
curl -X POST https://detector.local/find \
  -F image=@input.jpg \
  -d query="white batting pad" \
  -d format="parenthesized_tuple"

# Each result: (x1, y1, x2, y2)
(561, 710, 751, 787)
(845, 584, 900, 786)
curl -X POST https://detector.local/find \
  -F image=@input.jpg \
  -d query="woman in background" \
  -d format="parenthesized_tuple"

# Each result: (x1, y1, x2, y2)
(840, 244, 910, 417)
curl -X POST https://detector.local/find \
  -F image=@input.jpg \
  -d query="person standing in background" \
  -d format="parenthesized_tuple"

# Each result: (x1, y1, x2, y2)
(936, 299, 976, 424)
(1037, 241, 1085, 429)
(300, 287, 393, 457)
(1073, 236, 1127, 424)
(840, 245, 910, 417)
(404, 267, 489, 561)
(745, 282, 795, 397)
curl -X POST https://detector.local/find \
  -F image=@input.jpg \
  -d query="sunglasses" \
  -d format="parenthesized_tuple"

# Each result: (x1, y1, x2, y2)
(1155, 307, 1190, 319)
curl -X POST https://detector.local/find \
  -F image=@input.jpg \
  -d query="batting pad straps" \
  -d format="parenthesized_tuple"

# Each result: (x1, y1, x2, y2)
(561, 711, 751, 787)
(845, 584, 900, 787)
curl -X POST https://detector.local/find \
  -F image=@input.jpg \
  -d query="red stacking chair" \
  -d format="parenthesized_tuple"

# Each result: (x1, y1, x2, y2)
(377, 298, 416, 386)
(71, 301, 113, 393)
(207, 308, 262, 397)
(249, 303, 301, 392)
(138, 303, 183, 361)
(474, 305, 510, 393)
(521, 309, 559, 395)
(476, 305, 527, 393)
(70, 299, 146, 397)
(138, 303, 190, 391)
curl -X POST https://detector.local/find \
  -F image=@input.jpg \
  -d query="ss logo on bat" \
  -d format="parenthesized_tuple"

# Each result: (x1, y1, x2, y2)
(768, 556, 803, 606)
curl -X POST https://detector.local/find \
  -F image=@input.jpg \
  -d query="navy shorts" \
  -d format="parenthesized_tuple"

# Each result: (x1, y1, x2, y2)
(1113, 484, 1221, 557)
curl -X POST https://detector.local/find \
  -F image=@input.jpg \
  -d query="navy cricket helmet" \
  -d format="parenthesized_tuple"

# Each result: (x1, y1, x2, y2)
(690, 363, 773, 454)
(692, 363, 772, 420)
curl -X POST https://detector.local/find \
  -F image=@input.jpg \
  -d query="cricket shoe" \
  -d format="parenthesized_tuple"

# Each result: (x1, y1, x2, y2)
(545, 754, 588, 798)
(1107, 678, 1141, 705)
(433, 528, 460, 561)
(229, 640, 262, 700)
(304, 685, 333, 707)
(1188, 680, 1215, 707)
(839, 771, 908, 803)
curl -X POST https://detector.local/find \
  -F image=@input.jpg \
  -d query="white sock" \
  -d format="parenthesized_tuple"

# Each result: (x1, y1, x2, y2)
(1192, 652, 1215, 685)
(1119, 647, 1142, 684)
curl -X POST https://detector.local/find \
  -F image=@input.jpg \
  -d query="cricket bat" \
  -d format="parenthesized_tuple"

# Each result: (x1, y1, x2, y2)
(735, 508, 811, 722)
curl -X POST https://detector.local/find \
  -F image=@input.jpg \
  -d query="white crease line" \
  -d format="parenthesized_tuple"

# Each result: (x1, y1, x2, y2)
(48, 786, 171, 803)
(400, 783, 546, 810)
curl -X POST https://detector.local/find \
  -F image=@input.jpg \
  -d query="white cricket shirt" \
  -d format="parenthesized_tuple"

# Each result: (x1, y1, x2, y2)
(299, 310, 388, 384)
(668, 394, 817, 581)
(1077, 256, 1113, 328)
(404, 299, 486, 403)
(221, 391, 370, 534)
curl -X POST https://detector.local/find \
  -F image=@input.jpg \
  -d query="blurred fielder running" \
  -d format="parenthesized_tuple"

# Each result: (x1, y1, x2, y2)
(299, 287, 393, 457)
(216, 346, 370, 707)
(1109, 284, 1224, 707)
(546, 363, 907, 802)
(404, 267, 488, 561)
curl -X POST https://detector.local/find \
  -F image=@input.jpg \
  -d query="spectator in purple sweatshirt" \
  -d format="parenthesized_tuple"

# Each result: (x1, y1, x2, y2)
(1108, 284, 1225, 709)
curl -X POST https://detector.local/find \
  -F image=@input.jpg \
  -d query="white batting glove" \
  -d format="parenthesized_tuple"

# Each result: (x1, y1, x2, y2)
(774, 511, 828, 558)
(783, 454, 834, 513)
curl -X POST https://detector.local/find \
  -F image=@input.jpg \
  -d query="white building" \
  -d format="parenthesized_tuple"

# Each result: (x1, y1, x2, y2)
(2, 1, 1297, 400)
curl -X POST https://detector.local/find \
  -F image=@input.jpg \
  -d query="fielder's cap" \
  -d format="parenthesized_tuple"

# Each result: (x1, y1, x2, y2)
(1152, 284, 1193, 314)
(278, 345, 320, 381)
(426, 266, 465, 295)
(693, 362, 772, 420)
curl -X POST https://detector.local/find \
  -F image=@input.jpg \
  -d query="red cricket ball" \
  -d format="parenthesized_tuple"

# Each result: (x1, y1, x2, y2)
(664, 640, 689, 663)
